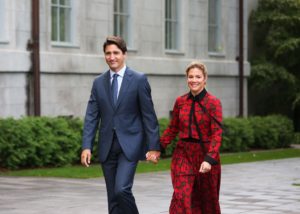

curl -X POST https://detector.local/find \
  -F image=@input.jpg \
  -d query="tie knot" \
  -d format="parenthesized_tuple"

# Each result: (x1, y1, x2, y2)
(113, 73, 118, 79)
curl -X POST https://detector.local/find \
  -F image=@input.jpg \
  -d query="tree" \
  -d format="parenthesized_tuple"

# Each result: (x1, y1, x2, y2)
(249, 0, 300, 131)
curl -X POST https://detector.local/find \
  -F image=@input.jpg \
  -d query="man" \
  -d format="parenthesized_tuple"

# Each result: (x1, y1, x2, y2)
(81, 36, 161, 214)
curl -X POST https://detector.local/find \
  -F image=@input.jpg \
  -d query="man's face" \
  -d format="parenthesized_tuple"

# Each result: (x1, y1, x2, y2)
(104, 44, 126, 72)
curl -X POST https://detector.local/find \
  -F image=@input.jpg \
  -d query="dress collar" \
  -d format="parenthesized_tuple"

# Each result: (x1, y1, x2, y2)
(188, 88, 207, 102)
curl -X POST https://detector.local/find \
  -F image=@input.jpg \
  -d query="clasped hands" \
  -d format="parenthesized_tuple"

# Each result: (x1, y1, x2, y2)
(146, 151, 161, 164)
(82, 149, 161, 166)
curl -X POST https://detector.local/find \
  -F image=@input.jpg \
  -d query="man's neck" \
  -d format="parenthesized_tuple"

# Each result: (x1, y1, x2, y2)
(111, 64, 126, 73)
(110, 65, 126, 77)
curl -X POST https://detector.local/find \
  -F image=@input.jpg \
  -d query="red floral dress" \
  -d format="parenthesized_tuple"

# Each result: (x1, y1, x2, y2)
(160, 89, 222, 214)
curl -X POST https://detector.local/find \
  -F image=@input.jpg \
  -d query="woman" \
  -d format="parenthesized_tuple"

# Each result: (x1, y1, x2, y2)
(160, 61, 223, 214)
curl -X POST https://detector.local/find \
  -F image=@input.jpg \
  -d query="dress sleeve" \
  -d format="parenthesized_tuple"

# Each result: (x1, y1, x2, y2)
(204, 98, 223, 164)
(160, 98, 180, 149)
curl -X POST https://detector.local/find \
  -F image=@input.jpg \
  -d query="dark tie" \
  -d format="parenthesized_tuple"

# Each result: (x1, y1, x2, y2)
(111, 73, 118, 105)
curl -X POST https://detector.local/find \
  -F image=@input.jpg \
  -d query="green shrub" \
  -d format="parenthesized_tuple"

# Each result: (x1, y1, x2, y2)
(0, 115, 295, 169)
(221, 118, 254, 152)
(0, 118, 35, 169)
(62, 116, 100, 162)
(0, 117, 81, 169)
(294, 133, 300, 144)
(158, 118, 177, 157)
(158, 115, 294, 153)
(60, 116, 85, 160)
(248, 115, 293, 149)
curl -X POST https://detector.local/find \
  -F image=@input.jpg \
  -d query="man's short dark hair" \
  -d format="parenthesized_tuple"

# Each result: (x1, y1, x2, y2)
(103, 36, 127, 54)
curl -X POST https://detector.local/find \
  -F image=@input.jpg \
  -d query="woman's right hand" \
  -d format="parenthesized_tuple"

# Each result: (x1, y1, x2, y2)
(199, 161, 211, 173)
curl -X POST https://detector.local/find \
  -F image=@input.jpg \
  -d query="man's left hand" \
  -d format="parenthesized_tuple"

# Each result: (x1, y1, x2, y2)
(146, 151, 161, 164)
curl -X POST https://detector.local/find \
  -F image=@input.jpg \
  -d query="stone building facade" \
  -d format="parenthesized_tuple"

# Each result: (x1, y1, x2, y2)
(0, 0, 253, 119)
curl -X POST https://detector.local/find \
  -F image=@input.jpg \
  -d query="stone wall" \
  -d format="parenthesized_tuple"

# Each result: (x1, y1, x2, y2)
(0, 0, 251, 119)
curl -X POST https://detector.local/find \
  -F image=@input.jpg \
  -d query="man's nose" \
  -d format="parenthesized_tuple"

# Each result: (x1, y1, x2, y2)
(108, 54, 115, 59)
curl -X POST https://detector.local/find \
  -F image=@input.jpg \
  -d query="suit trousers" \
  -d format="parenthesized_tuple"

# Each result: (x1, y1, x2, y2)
(101, 133, 139, 214)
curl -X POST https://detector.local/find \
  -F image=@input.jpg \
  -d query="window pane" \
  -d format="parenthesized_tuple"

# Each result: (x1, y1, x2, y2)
(209, 0, 216, 25)
(120, 0, 124, 12)
(59, 7, 71, 42)
(165, 0, 169, 19)
(165, 22, 168, 49)
(114, 0, 118, 12)
(171, 22, 176, 48)
(59, 7, 65, 41)
(208, 0, 221, 52)
(52, 0, 58, 4)
(51, 6, 58, 41)
(165, 0, 178, 50)
(51, 0, 71, 42)
(113, 0, 130, 43)
(114, 14, 119, 35)
(120, 16, 128, 42)
(171, 0, 176, 19)
(60, 0, 70, 6)
(208, 26, 216, 51)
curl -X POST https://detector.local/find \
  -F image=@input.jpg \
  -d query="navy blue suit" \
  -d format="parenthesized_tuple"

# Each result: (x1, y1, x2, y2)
(82, 67, 160, 213)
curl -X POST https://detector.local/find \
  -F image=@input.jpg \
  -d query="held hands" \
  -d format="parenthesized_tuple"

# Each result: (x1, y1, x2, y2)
(146, 151, 161, 164)
(81, 149, 91, 167)
(199, 161, 211, 173)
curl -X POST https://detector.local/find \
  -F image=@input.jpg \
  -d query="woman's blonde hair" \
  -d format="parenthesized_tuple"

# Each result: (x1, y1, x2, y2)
(185, 61, 208, 78)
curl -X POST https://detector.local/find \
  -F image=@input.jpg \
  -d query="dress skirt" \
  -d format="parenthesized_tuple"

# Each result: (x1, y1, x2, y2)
(169, 140, 221, 214)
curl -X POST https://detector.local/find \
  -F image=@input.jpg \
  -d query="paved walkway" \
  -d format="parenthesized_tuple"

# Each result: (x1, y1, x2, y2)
(0, 158, 299, 214)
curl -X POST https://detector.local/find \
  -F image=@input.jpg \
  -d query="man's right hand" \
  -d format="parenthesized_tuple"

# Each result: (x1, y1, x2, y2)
(81, 149, 91, 167)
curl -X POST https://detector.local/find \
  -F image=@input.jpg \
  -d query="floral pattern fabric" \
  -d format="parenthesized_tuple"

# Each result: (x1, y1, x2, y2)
(160, 90, 222, 214)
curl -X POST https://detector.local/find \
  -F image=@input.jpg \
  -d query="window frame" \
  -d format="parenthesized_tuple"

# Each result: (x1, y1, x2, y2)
(113, 0, 132, 48)
(165, 0, 181, 51)
(208, 0, 223, 54)
(51, 0, 78, 47)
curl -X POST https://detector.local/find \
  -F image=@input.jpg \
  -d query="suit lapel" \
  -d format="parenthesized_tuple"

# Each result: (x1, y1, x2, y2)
(115, 68, 133, 110)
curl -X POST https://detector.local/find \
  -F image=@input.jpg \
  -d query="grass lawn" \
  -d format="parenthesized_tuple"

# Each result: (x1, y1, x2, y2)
(0, 148, 299, 179)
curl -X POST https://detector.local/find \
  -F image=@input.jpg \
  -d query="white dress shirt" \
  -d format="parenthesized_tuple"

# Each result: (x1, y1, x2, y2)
(110, 65, 126, 99)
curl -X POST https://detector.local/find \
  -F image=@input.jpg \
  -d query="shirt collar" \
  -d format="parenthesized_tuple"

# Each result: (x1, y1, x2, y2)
(188, 88, 207, 102)
(110, 65, 126, 78)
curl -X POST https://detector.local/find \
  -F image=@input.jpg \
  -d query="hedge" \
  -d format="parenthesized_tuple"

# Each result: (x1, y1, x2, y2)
(0, 117, 81, 169)
(221, 117, 254, 152)
(248, 115, 294, 149)
(0, 115, 296, 169)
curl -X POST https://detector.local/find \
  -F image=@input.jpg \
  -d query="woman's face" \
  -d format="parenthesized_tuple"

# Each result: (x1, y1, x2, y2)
(187, 67, 207, 95)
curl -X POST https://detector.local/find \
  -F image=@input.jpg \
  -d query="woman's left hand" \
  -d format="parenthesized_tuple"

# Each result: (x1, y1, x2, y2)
(199, 161, 211, 173)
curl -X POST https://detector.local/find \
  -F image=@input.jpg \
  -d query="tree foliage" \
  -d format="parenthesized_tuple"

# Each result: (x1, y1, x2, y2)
(249, 0, 300, 130)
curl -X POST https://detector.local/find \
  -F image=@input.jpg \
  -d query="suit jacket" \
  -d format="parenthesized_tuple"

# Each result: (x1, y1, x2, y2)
(82, 67, 160, 162)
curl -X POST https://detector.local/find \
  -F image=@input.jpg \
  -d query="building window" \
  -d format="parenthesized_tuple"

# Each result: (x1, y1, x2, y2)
(208, 0, 222, 53)
(165, 0, 180, 50)
(114, 0, 131, 46)
(51, 0, 72, 43)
